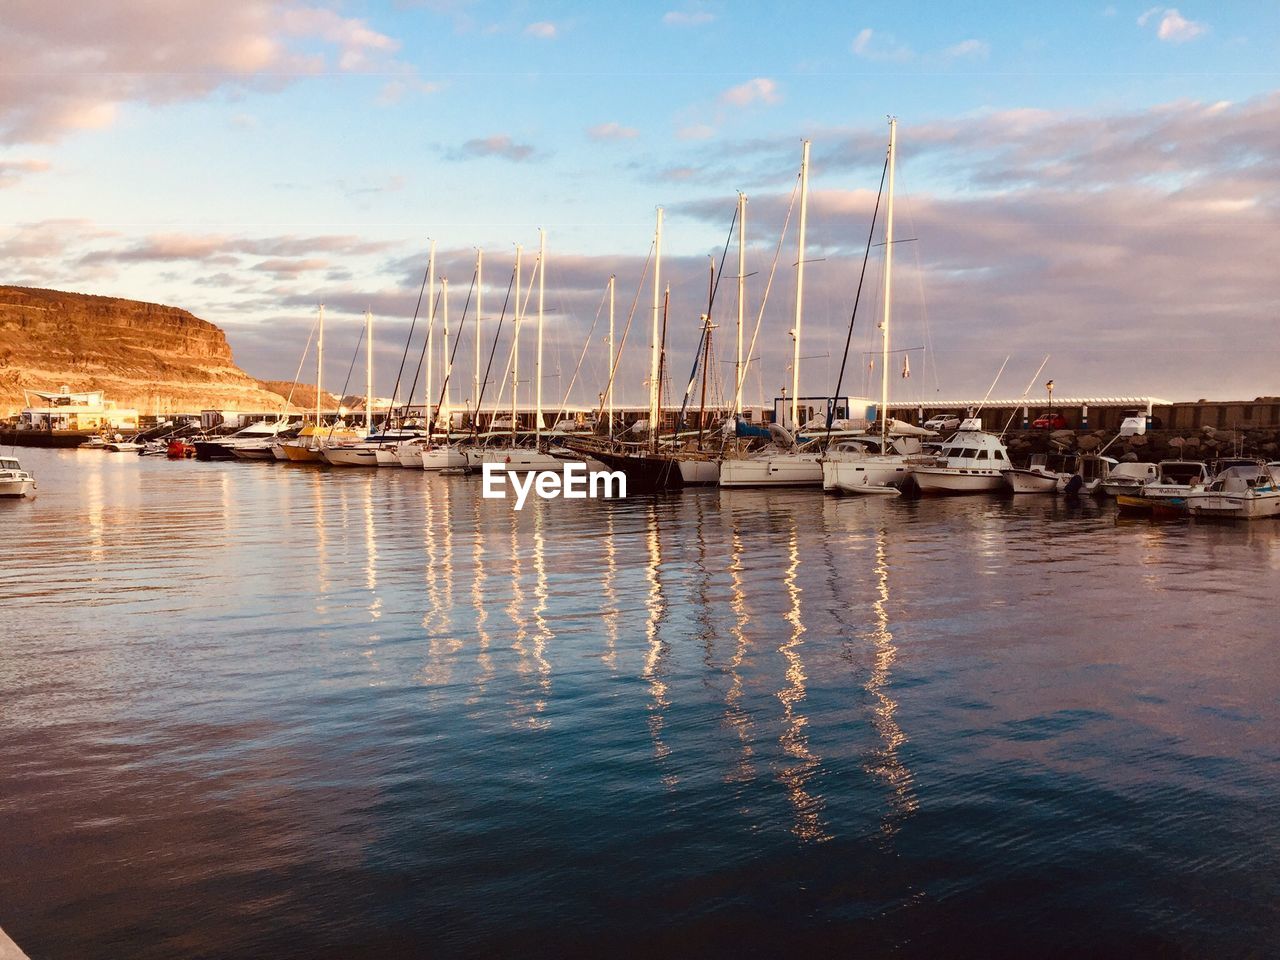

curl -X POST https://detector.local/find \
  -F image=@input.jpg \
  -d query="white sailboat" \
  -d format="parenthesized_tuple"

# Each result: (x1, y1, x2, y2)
(471, 232, 562, 472)
(325, 308, 380, 466)
(822, 118, 932, 495)
(720, 140, 823, 488)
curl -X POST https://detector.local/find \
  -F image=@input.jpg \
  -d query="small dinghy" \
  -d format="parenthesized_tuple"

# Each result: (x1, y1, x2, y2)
(833, 475, 901, 496)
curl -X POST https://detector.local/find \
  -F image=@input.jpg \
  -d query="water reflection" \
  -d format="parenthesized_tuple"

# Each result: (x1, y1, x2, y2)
(7, 449, 1277, 960)
(775, 520, 830, 843)
(864, 526, 917, 835)
(469, 492, 494, 700)
(601, 508, 619, 672)
(723, 527, 756, 785)
(643, 503, 675, 785)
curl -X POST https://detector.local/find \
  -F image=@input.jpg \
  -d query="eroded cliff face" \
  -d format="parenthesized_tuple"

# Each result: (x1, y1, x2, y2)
(0, 286, 294, 416)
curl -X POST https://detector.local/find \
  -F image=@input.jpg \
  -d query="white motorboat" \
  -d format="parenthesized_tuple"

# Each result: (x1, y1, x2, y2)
(1055, 453, 1116, 495)
(1001, 463, 1059, 494)
(998, 453, 1058, 493)
(1116, 460, 1212, 515)
(104, 439, 143, 452)
(1185, 463, 1280, 519)
(912, 419, 1012, 494)
(0, 456, 36, 497)
(1099, 461, 1160, 497)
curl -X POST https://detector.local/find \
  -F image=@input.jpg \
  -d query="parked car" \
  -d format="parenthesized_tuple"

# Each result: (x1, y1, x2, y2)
(1032, 413, 1067, 429)
(923, 415, 961, 432)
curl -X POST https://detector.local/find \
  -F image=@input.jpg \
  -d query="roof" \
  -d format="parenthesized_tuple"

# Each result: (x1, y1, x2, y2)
(889, 396, 1168, 409)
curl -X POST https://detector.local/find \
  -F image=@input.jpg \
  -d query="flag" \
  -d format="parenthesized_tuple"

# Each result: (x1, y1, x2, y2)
(902, 353, 911, 379)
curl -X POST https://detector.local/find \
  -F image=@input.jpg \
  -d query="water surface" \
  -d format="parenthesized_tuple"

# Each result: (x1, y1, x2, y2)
(2, 448, 1278, 957)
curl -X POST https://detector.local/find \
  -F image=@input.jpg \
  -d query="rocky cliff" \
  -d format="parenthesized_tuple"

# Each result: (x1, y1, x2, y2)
(0, 286, 295, 416)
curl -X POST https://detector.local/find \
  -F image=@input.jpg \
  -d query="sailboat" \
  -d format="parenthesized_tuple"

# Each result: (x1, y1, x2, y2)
(566, 211, 685, 491)
(822, 118, 936, 494)
(720, 140, 825, 488)
(466, 233, 563, 472)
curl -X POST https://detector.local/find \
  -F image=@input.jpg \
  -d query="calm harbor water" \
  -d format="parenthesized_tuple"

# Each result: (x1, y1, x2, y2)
(2, 448, 1278, 958)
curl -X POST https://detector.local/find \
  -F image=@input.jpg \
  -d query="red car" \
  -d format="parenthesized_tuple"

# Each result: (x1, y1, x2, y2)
(1032, 413, 1067, 429)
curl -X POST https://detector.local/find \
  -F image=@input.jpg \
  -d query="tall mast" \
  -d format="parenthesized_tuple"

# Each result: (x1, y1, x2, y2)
(881, 118, 897, 445)
(441, 277, 450, 430)
(536, 227, 545, 442)
(474, 249, 482, 428)
(364, 307, 373, 435)
(512, 244, 522, 443)
(607, 274, 615, 432)
(649, 207, 663, 441)
(426, 240, 436, 429)
(735, 191, 746, 418)
(655, 285, 670, 455)
(791, 139, 810, 432)
(316, 303, 324, 425)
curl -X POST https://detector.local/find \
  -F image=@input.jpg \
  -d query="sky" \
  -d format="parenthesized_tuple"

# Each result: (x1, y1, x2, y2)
(3, 1, 1279, 409)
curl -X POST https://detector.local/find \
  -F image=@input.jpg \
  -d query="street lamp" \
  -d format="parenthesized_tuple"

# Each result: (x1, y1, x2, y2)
(1046, 380, 1055, 428)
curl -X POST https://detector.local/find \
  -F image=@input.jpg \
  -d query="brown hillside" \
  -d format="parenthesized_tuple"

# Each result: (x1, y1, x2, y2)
(0, 285, 298, 416)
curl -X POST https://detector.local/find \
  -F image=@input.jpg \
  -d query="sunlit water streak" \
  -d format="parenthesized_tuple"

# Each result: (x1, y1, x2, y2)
(1, 449, 1279, 959)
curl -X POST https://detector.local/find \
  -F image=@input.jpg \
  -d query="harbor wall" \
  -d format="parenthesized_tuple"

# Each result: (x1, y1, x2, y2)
(1005, 426, 1280, 463)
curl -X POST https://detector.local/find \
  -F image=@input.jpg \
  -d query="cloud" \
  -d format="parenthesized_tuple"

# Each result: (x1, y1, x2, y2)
(587, 121, 639, 141)
(851, 28, 914, 63)
(944, 38, 990, 60)
(0, 0, 417, 144)
(1139, 7, 1207, 42)
(661, 92, 1280, 400)
(677, 123, 716, 141)
(0, 158, 50, 188)
(524, 21, 557, 39)
(449, 135, 538, 162)
(662, 10, 715, 26)
(720, 77, 781, 108)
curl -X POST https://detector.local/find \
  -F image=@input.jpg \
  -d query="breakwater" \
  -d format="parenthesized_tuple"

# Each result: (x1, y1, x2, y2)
(1006, 426, 1280, 463)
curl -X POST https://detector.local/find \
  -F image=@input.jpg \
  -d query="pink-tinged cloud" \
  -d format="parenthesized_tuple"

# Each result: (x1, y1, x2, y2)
(0, 0, 413, 144)
(1138, 7, 1207, 42)
(720, 78, 781, 108)
(587, 122, 639, 141)
(524, 21, 557, 39)
(450, 135, 538, 162)
(0, 158, 50, 188)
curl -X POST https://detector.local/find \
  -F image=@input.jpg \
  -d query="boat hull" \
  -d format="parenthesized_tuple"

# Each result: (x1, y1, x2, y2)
(831, 476, 900, 496)
(280, 442, 324, 463)
(421, 446, 468, 470)
(322, 446, 380, 467)
(719, 455, 822, 488)
(375, 447, 403, 467)
(0, 429, 95, 448)
(566, 445, 682, 491)
(1002, 468, 1058, 494)
(913, 467, 1006, 495)
(1186, 492, 1280, 519)
(676, 457, 720, 485)
(0, 478, 36, 497)
(822, 458, 913, 492)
